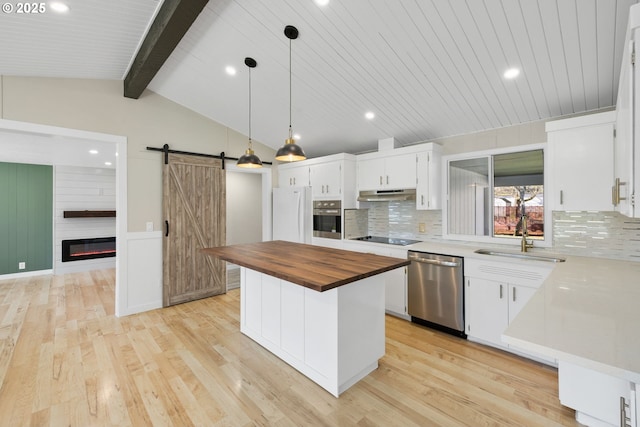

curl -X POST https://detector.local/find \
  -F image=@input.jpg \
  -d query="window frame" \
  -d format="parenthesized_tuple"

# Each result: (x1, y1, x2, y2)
(442, 143, 551, 248)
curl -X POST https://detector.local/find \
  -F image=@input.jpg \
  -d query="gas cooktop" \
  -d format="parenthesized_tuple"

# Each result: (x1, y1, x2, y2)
(352, 236, 421, 246)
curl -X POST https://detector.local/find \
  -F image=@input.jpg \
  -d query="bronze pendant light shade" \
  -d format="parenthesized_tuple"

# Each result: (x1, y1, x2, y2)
(237, 57, 263, 168)
(275, 25, 306, 162)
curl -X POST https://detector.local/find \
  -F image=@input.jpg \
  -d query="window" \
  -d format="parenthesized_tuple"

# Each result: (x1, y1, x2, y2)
(445, 146, 547, 245)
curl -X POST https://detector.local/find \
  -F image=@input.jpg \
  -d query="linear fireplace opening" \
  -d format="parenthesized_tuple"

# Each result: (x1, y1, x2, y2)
(62, 237, 116, 262)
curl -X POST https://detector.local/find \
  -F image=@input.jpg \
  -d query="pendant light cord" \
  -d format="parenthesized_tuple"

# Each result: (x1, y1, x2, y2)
(248, 66, 252, 147)
(289, 37, 293, 138)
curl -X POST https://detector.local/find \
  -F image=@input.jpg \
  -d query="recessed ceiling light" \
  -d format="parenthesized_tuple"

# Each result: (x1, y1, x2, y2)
(315, 0, 330, 6)
(50, 2, 69, 13)
(293, 133, 301, 140)
(225, 66, 237, 76)
(365, 111, 375, 120)
(89, 149, 98, 154)
(503, 68, 520, 79)
(105, 161, 112, 166)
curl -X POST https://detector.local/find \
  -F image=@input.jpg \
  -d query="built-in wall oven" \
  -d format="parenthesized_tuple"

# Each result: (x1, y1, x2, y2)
(313, 200, 341, 239)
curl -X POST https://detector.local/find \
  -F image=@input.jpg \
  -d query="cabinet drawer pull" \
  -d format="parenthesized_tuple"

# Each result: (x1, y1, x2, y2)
(499, 284, 503, 299)
(560, 190, 563, 205)
(513, 287, 516, 302)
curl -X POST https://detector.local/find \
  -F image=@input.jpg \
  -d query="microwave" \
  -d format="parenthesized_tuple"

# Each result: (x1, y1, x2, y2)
(313, 200, 342, 239)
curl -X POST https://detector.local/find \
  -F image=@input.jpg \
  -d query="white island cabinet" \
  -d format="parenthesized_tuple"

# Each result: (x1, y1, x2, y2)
(241, 268, 385, 397)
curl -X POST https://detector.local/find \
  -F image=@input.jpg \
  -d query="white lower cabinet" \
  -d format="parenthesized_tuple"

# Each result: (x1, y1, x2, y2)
(465, 258, 554, 363)
(559, 361, 636, 427)
(342, 241, 409, 319)
(465, 278, 535, 346)
(311, 237, 344, 250)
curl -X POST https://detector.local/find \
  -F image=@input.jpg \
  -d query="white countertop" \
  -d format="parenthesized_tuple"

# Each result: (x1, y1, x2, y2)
(503, 255, 640, 384)
(343, 237, 640, 383)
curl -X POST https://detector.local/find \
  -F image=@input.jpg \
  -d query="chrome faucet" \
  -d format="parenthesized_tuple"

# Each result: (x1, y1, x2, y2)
(520, 215, 534, 252)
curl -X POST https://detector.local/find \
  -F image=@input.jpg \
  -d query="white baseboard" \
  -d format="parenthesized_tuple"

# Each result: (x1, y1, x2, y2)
(0, 269, 54, 280)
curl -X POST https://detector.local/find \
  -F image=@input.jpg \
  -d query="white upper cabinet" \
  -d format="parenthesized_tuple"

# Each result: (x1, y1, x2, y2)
(416, 146, 442, 210)
(614, 3, 640, 218)
(357, 153, 416, 191)
(310, 161, 342, 199)
(546, 111, 615, 212)
(277, 153, 357, 206)
(278, 165, 309, 188)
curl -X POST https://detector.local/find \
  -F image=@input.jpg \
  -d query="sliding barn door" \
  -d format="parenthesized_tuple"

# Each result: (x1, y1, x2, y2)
(163, 153, 226, 307)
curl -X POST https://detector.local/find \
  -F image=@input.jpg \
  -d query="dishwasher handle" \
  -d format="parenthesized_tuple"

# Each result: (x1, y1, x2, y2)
(408, 253, 461, 267)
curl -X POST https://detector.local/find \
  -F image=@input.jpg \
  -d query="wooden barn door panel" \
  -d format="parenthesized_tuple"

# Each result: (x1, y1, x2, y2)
(163, 153, 226, 307)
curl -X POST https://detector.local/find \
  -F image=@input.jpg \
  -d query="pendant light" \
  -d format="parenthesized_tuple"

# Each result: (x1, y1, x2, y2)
(237, 57, 263, 168)
(275, 25, 306, 162)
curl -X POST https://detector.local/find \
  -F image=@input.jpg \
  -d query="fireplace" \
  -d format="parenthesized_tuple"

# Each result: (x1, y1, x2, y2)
(62, 237, 116, 262)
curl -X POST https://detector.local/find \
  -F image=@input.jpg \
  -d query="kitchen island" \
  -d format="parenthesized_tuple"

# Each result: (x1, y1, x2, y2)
(201, 240, 410, 397)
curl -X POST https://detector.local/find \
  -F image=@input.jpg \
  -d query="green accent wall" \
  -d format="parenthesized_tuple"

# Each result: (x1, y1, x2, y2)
(0, 162, 53, 275)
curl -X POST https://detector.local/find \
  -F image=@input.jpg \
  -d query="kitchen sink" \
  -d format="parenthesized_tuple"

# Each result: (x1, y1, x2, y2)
(474, 249, 566, 263)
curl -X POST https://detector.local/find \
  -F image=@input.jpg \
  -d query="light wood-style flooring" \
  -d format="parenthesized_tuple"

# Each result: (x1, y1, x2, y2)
(0, 269, 579, 426)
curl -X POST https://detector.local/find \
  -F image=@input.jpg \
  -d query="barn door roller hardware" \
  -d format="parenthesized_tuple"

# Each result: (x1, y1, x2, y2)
(146, 144, 272, 169)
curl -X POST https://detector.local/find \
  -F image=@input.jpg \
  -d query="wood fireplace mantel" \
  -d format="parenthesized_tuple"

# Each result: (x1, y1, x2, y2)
(63, 210, 116, 218)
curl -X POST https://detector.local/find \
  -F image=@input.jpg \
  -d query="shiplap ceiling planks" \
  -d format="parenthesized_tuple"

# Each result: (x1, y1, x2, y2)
(0, 0, 636, 157)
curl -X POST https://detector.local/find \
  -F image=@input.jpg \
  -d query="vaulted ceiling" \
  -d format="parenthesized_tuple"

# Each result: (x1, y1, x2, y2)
(0, 0, 637, 157)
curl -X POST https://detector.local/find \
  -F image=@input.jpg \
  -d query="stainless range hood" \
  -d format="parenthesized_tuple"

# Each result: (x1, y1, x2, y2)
(357, 189, 416, 202)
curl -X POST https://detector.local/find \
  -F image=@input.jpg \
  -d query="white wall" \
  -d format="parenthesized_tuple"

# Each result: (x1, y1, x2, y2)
(226, 171, 263, 245)
(54, 165, 116, 274)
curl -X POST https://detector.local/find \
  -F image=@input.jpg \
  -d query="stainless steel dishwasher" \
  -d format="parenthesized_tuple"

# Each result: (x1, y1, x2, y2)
(407, 251, 465, 338)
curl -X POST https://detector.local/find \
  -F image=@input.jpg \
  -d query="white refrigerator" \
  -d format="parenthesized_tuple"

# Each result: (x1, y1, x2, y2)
(272, 187, 312, 243)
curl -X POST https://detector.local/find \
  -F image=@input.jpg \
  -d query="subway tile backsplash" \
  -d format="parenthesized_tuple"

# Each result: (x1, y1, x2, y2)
(552, 211, 640, 261)
(348, 201, 640, 261)
(358, 201, 443, 240)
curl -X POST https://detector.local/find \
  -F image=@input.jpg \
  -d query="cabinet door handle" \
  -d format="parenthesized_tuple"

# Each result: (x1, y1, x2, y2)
(620, 396, 631, 427)
(499, 284, 503, 299)
(165, 220, 169, 237)
(386, 175, 389, 185)
(612, 177, 627, 206)
(421, 195, 425, 206)
(560, 190, 563, 205)
(293, 177, 296, 185)
(379, 176, 383, 185)
(326, 185, 329, 193)
(513, 287, 516, 302)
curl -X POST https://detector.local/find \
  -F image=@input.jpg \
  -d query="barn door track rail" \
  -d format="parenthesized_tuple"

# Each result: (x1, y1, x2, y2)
(146, 144, 273, 169)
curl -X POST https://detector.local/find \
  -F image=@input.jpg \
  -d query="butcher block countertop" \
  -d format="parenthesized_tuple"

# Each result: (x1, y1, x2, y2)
(201, 240, 410, 292)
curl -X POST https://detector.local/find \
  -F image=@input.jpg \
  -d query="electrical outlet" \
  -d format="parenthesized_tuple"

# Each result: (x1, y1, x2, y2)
(18, 262, 25, 270)
(146, 221, 154, 232)
(419, 223, 426, 233)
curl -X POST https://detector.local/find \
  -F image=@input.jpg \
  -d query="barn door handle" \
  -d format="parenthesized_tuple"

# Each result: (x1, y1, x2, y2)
(165, 220, 169, 237)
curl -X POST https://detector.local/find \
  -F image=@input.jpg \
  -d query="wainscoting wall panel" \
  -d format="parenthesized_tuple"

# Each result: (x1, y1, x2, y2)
(123, 231, 162, 315)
